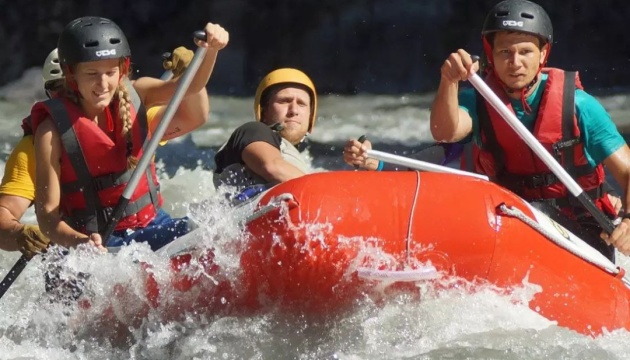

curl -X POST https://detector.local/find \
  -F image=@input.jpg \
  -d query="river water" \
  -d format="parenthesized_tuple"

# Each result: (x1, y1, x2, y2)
(1, 81, 630, 359)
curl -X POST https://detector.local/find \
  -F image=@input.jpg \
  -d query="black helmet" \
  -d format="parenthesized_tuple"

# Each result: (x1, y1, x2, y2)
(57, 16, 131, 67)
(482, 0, 553, 45)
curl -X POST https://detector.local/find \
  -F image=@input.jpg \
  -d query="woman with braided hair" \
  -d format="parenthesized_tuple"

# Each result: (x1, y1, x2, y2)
(30, 16, 229, 252)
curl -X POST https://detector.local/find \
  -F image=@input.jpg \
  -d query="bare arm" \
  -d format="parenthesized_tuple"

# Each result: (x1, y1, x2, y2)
(0, 195, 31, 251)
(430, 49, 478, 142)
(150, 88, 210, 141)
(430, 81, 474, 142)
(34, 118, 90, 248)
(603, 145, 630, 211)
(600, 145, 630, 255)
(0, 137, 35, 251)
(242, 142, 305, 183)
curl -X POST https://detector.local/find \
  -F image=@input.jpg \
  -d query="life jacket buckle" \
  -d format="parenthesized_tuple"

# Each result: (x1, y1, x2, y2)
(90, 170, 130, 191)
(551, 138, 580, 156)
(528, 173, 558, 188)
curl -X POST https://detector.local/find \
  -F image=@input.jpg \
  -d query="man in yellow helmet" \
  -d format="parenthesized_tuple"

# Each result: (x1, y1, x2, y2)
(213, 68, 317, 193)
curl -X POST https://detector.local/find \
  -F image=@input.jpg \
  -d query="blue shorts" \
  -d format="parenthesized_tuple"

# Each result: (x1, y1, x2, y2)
(106, 209, 190, 251)
(232, 184, 270, 205)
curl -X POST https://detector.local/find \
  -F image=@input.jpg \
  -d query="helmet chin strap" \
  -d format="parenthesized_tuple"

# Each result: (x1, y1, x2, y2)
(504, 75, 539, 94)
(505, 74, 539, 114)
(63, 65, 79, 92)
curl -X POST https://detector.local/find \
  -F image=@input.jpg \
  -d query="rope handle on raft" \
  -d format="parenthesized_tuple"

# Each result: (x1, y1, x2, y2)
(244, 193, 297, 225)
(357, 265, 440, 282)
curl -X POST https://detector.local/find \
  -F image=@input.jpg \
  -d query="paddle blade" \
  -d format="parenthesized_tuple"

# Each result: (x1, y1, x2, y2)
(0, 255, 29, 299)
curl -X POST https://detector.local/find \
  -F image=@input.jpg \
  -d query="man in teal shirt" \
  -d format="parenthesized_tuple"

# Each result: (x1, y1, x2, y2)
(430, 0, 630, 261)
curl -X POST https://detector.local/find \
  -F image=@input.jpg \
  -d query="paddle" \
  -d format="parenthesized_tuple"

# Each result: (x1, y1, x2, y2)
(467, 57, 617, 233)
(355, 133, 465, 170)
(0, 255, 29, 298)
(366, 149, 489, 181)
(102, 30, 208, 245)
(0, 31, 207, 299)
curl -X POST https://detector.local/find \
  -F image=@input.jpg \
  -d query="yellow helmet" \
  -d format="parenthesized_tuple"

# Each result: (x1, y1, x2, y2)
(254, 68, 317, 133)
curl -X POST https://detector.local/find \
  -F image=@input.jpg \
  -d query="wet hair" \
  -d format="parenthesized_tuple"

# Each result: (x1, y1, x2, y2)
(117, 80, 137, 169)
(44, 79, 65, 99)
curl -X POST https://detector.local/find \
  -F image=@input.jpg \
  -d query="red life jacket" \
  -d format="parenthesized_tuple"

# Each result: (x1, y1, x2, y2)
(30, 81, 162, 234)
(472, 68, 617, 218)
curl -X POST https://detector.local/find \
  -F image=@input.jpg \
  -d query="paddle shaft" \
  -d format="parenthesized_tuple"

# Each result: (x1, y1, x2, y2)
(468, 72, 616, 233)
(102, 32, 208, 245)
(366, 149, 489, 181)
(160, 69, 174, 81)
(0, 254, 28, 298)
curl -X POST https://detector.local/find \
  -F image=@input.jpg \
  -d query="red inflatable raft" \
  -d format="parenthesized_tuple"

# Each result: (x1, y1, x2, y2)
(144, 171, 630, 336)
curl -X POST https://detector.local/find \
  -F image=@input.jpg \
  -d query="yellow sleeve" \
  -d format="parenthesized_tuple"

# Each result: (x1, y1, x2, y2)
(146, 106, 168, 146)
(0, 136, 36, 202)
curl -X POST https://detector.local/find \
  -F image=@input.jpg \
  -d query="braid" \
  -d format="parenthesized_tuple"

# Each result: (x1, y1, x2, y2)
(117, 80, 138, 169)
(61, 82, 81, 105)
(59, 64, 81, 105)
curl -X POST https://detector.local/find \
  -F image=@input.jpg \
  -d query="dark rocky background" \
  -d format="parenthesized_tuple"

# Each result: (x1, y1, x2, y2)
(1, 0, 629, 95)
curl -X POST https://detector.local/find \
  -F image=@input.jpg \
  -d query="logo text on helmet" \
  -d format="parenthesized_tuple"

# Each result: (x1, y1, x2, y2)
(95, 49, 117, 57)
(502, 20, 524, 27)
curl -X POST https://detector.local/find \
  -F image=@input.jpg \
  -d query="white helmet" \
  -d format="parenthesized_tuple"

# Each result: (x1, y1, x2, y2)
(42, 48, 63, 85)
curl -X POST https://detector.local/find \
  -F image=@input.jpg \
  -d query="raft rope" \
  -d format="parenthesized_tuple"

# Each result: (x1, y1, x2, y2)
(356, 266, 438, 282)
(497, 203, 630, 288)
(405, 171, 421, 264)
(357, 171, 441, 283)
(251, 187, 441, 283)
(244, 193, 295, 224)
